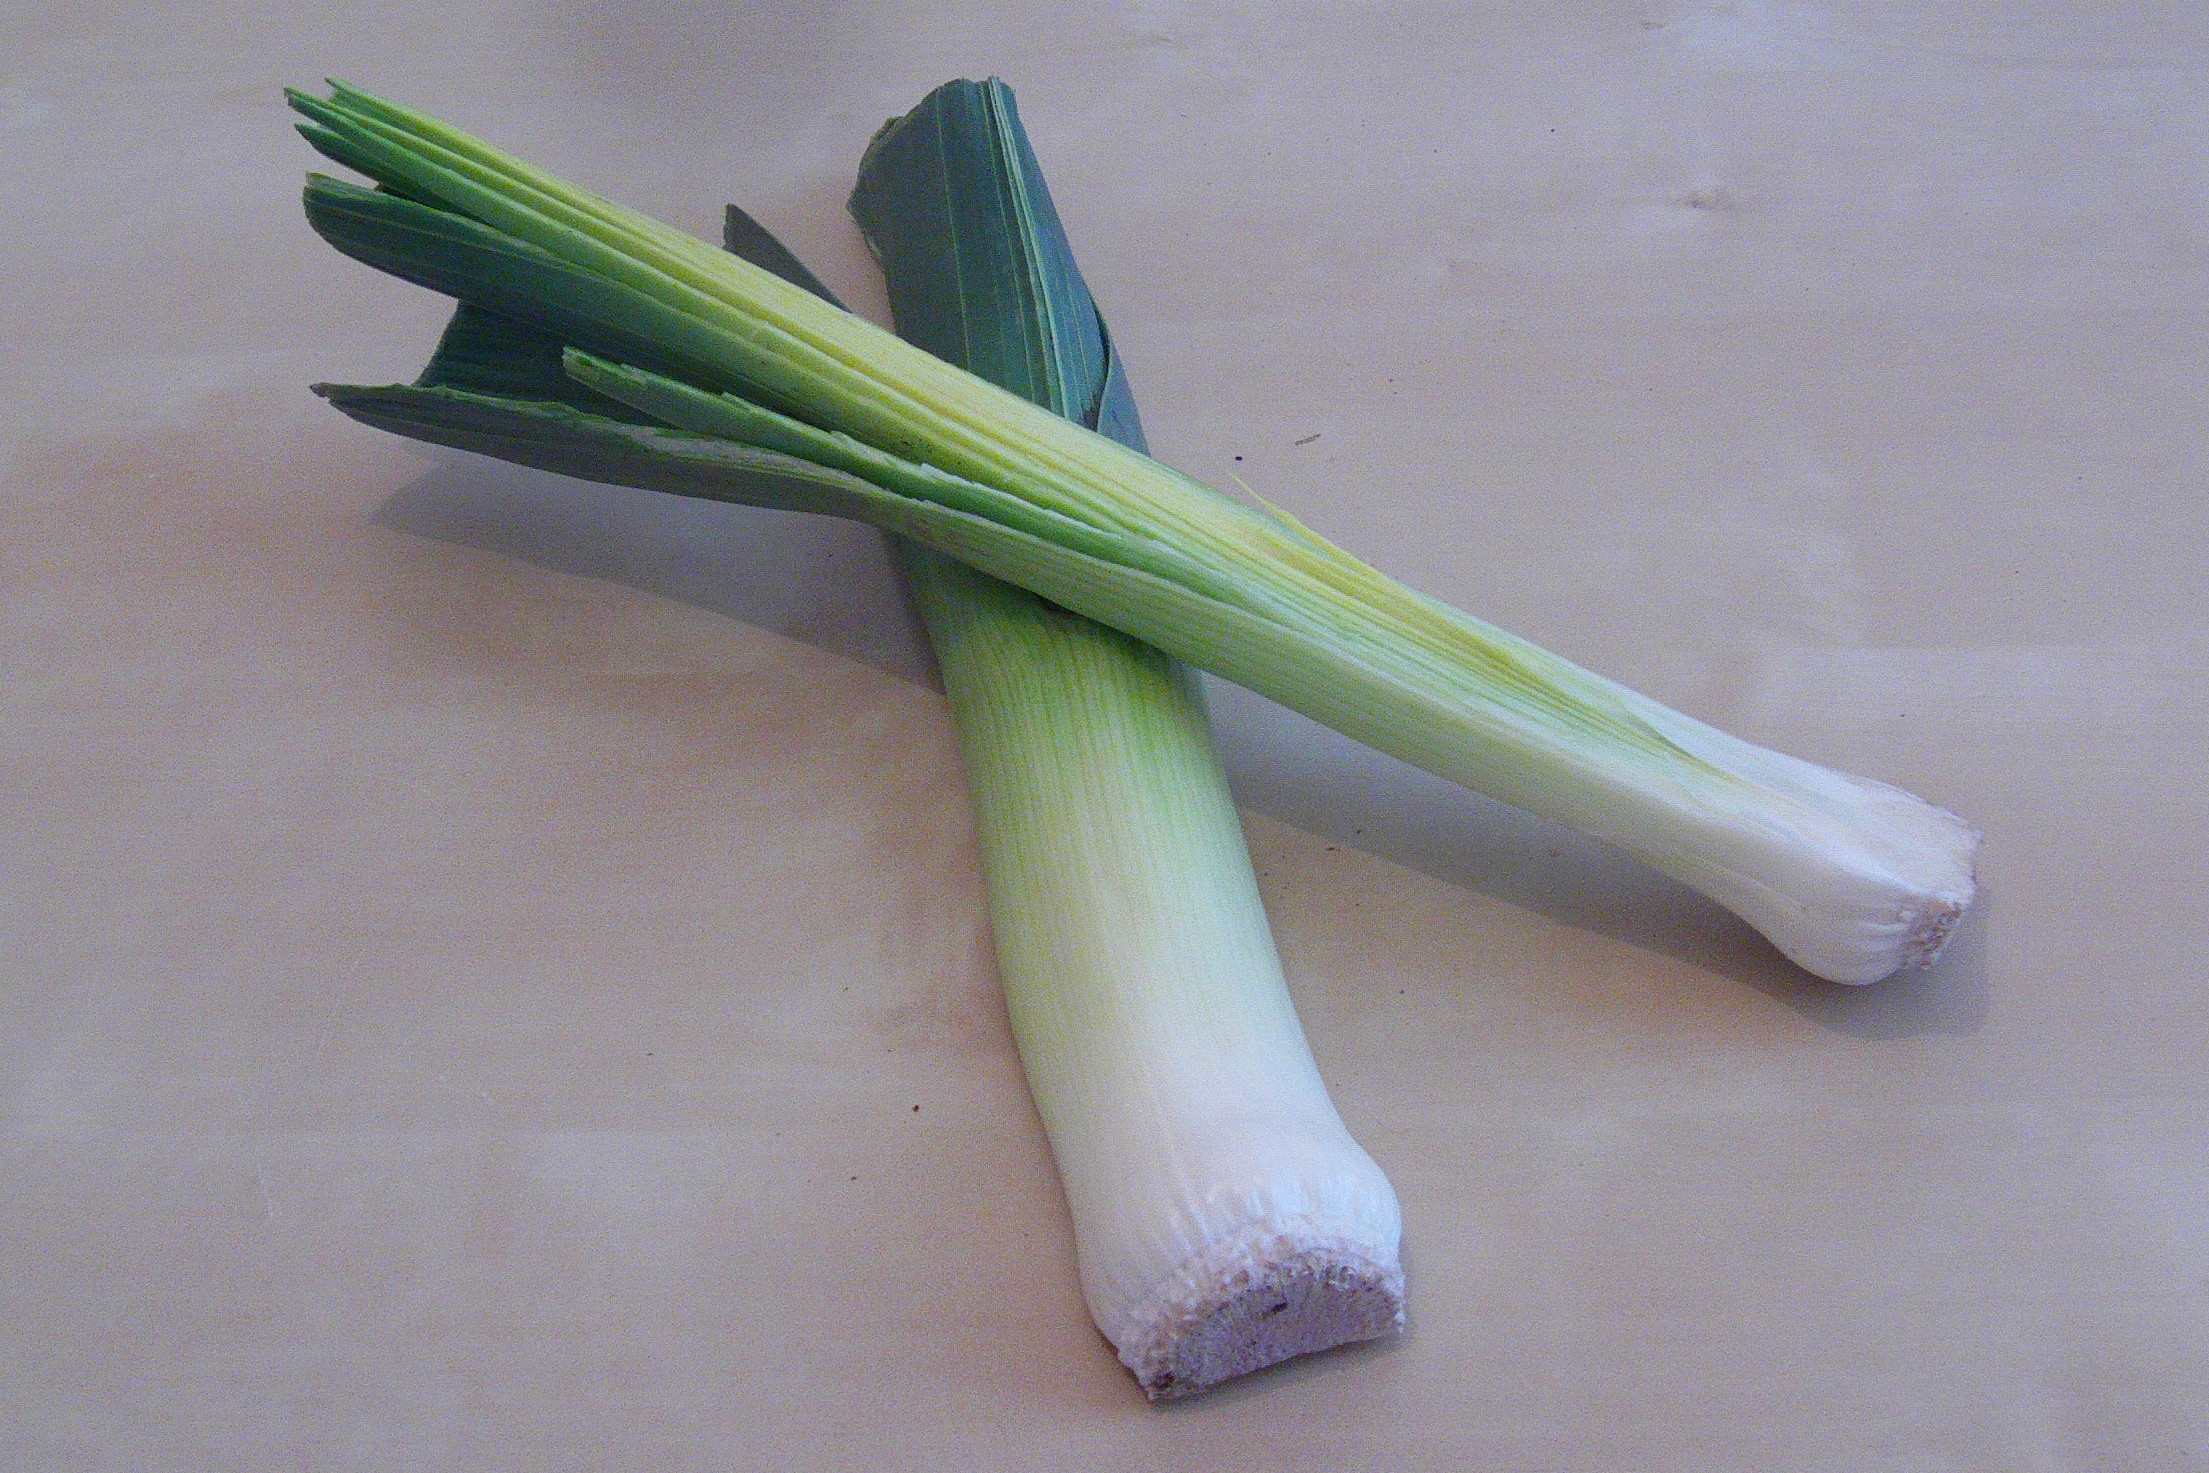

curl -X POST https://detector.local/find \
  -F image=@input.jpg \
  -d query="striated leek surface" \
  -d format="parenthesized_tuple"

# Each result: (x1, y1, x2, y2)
(292, 81, 1978, 984)
(853, 79, 1403, 1395)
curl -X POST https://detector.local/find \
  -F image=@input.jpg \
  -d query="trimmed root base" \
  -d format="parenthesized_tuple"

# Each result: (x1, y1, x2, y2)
(1899, 892, 1971, 972)
(1115, 1228, 1405, 1401)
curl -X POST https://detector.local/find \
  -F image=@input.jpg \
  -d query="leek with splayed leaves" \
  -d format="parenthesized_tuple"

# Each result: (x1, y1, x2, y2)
(291, 80, 1977, 985)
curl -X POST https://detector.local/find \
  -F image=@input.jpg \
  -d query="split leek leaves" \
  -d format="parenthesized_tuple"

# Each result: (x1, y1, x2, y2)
(293, 82, 1978, 982)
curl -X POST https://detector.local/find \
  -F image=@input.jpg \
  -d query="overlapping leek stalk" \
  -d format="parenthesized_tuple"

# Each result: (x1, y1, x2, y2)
(291, 80, 1977, 987)
(852, 81, 1403, 1394)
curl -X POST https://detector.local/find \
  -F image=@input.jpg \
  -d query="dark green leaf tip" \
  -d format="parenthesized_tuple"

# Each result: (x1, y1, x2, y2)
(286, 90, 343, 127)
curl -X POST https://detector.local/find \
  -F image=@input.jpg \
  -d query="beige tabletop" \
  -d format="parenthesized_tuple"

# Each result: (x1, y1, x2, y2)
(7, 2, 2207, 1468)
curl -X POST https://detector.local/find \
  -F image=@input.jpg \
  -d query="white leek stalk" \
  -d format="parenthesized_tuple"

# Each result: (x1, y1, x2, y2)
(923, 557, 1404, 1393)
(289, 83, 1979, 984)
(853, 82, 1401, 1394)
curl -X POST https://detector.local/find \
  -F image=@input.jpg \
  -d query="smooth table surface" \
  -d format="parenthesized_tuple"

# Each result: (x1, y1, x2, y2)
(6, 3, 2207, 1468)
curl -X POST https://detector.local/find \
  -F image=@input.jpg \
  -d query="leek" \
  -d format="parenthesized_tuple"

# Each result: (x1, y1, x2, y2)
(290, 80, 1978, 986)
(852, 81, 1402, 1395)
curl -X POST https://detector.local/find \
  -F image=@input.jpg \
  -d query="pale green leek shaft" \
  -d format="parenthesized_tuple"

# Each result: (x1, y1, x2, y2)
(858, 80, 1403, 1395)
(291, 82, 1978, 983)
